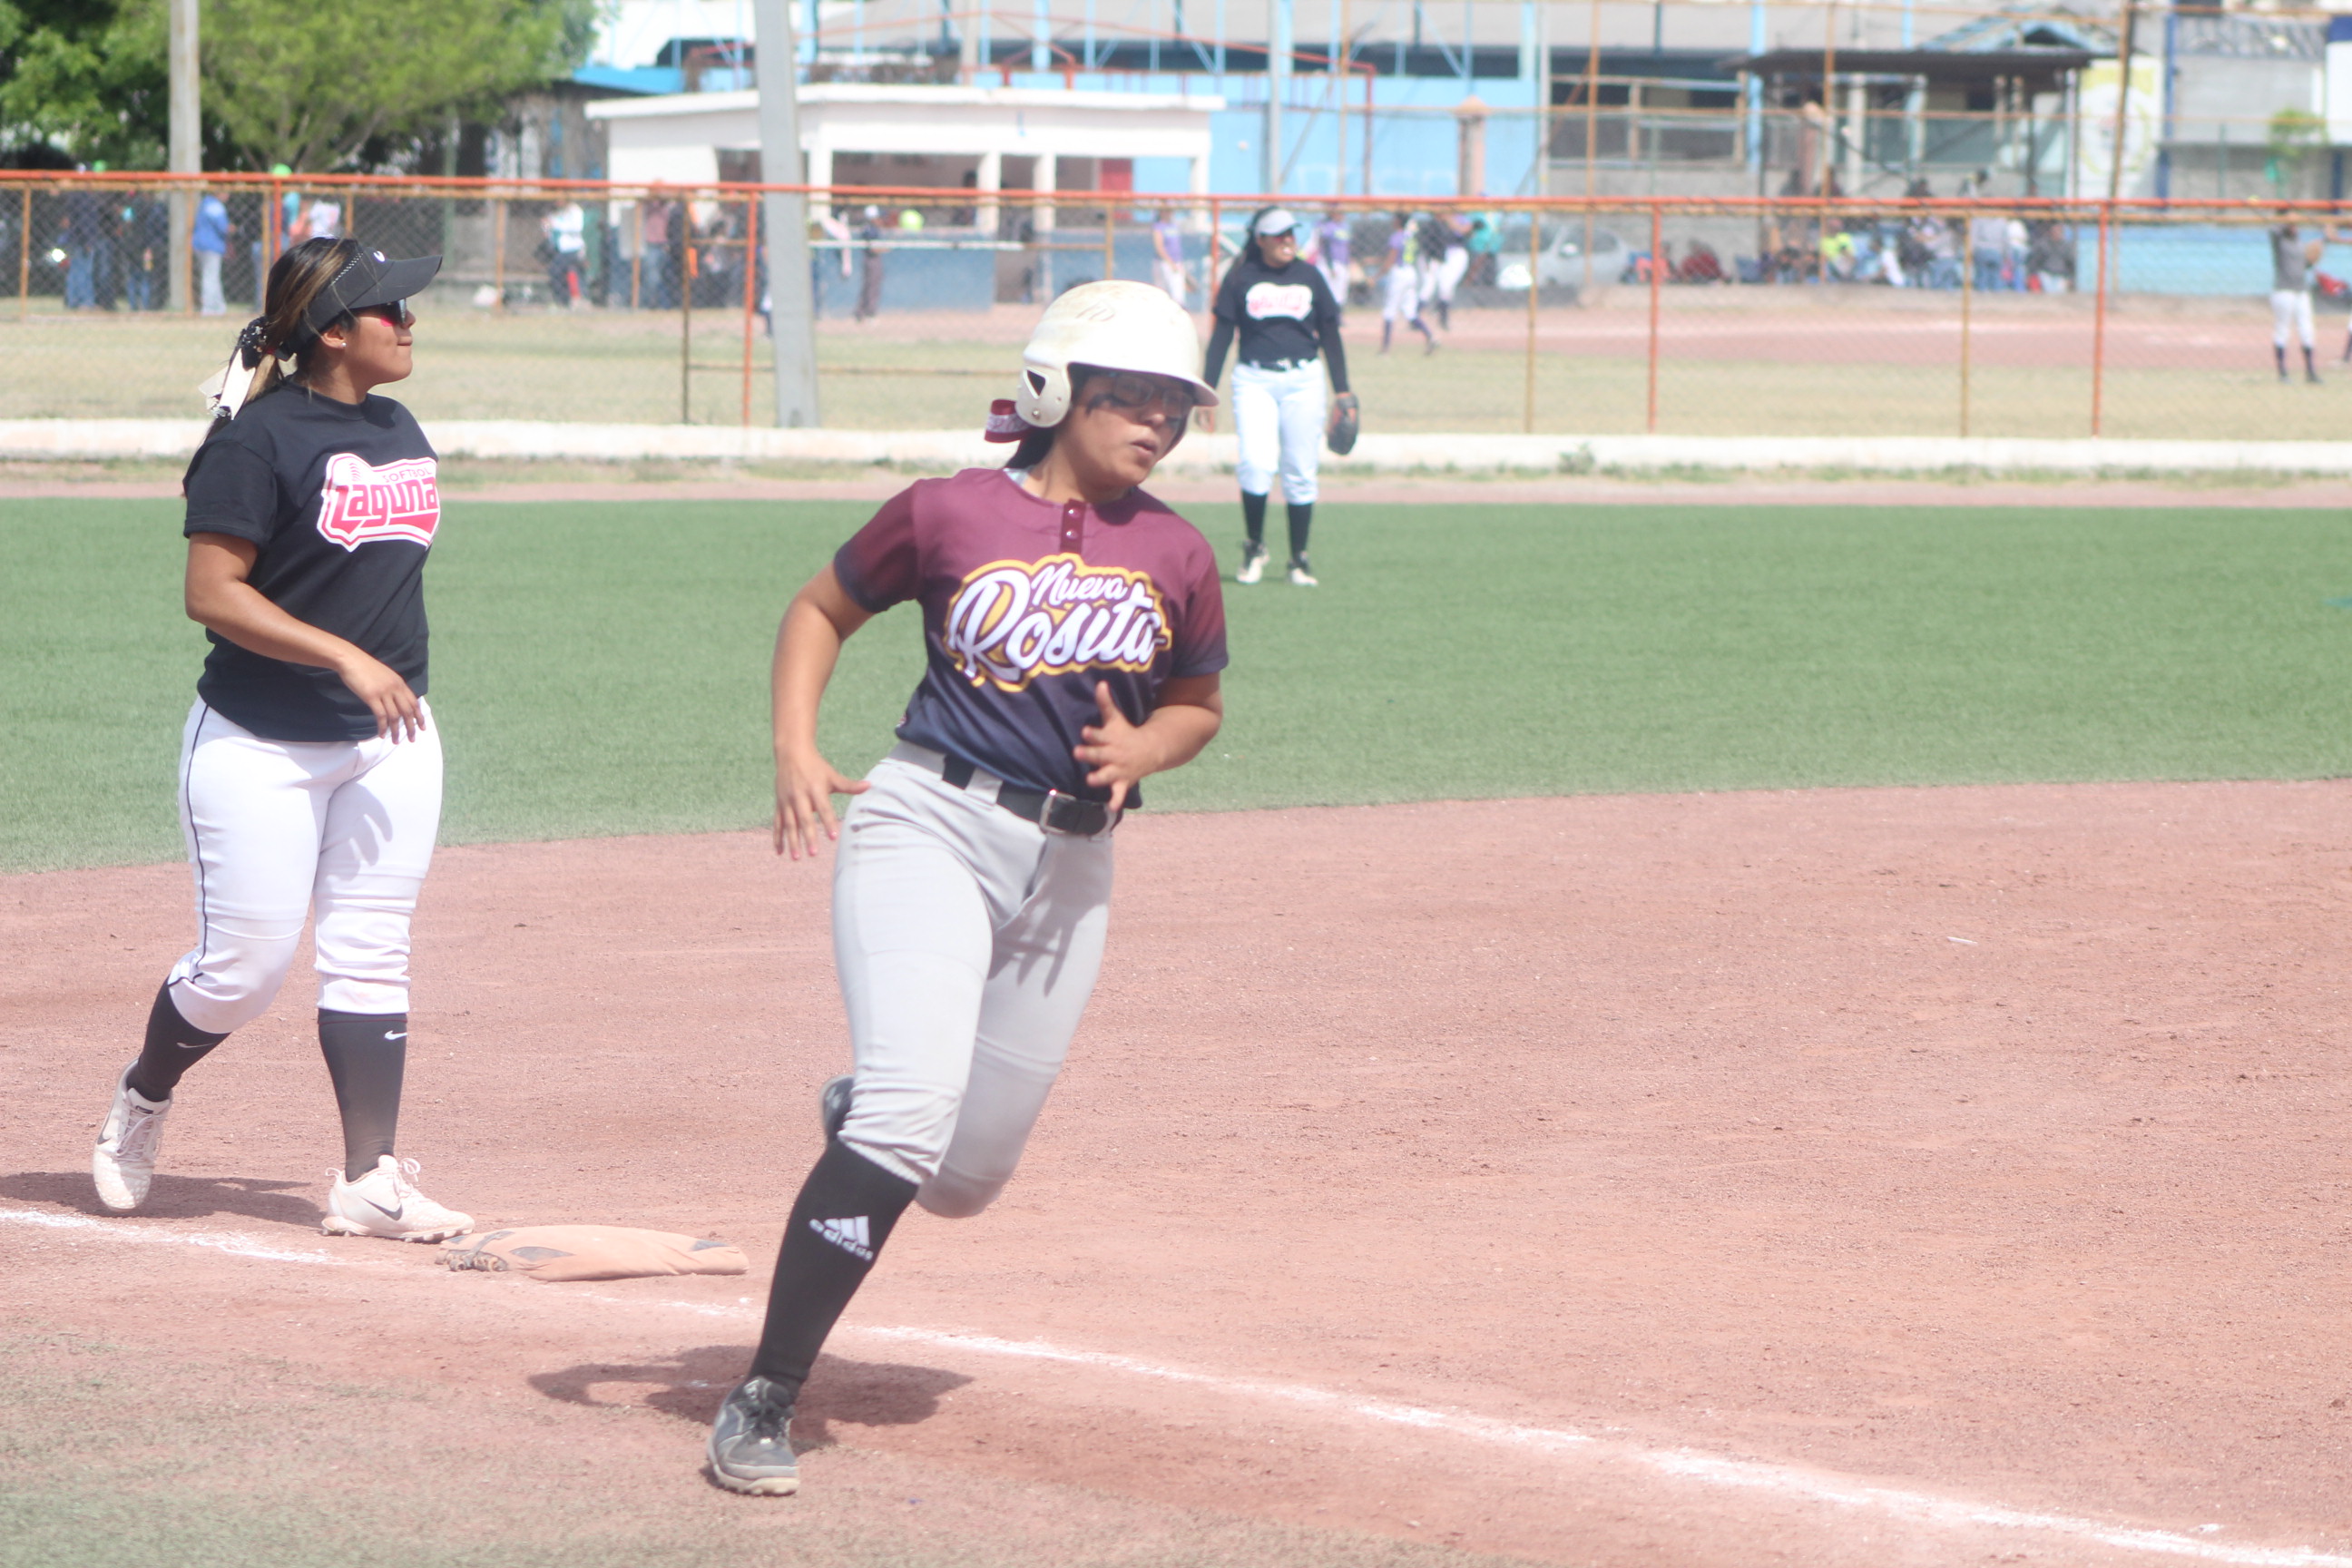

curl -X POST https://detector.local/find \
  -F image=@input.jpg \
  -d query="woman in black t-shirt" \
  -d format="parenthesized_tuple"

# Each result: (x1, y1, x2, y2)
(90, 237, 473, 1245)
(1200, 206, 1355, 586)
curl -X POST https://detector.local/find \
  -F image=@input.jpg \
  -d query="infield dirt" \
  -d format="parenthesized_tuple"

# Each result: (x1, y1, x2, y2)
(5, 783, 2351, 1566)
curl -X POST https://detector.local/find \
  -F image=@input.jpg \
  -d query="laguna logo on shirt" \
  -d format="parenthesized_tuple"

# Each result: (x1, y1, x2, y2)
(945, 554, 1171, 691)
(315, 453, 440, 551)
(1244, 280, 1313, 320)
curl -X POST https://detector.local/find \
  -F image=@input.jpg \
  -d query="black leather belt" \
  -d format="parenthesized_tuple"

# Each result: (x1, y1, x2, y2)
(935, 751, 1118, 838)
(1247, 356, 1319, 372)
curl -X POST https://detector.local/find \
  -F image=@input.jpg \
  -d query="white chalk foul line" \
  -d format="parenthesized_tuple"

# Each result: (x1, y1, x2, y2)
(6, 1205, 2346, 1567)
(840, 1332, 2352, 1566)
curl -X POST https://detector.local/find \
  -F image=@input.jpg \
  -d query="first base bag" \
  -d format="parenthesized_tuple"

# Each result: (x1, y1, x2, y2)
(440, 1225, 748, 1283)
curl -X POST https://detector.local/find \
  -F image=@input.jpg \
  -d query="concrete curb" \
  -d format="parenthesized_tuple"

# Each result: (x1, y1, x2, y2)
(12, 419, 2352, 477)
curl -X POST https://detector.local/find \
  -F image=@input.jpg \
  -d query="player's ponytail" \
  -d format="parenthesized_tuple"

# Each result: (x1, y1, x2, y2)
(211, 238, 363, 416)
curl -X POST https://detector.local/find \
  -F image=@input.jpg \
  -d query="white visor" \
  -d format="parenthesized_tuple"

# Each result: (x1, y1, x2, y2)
(1252, 208, 1300, 239)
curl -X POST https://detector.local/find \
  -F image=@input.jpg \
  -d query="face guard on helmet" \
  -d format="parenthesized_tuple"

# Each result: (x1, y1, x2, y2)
(1014, 279, 1219, 428)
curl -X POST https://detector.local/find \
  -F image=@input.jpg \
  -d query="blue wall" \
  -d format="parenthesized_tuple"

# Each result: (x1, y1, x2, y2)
(996, 70, 1541, 200)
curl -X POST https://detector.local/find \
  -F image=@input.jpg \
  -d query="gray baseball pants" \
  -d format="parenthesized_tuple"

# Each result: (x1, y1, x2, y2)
(831, 743, 1114, 1217)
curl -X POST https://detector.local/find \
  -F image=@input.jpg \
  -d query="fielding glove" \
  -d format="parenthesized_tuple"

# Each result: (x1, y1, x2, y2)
(1327, 391, 1360, 456)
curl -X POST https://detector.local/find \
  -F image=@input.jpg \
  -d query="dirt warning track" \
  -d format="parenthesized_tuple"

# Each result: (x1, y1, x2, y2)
(5, 784, 2351, 1566)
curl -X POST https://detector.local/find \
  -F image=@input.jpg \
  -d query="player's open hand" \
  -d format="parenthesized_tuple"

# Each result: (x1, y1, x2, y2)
(339, 654, 425, 742)
(1073, 681, 1162, 813)
(775, 748, 868, 860)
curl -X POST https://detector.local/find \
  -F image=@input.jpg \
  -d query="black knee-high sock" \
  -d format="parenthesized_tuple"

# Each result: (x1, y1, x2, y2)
(748, 1140, 919, 1400)
(318, 1010, 407, 1181)
(1286, 502, 1313, 565)
(125, 982, 228, 1102)
(1240, 490, 1269, 550)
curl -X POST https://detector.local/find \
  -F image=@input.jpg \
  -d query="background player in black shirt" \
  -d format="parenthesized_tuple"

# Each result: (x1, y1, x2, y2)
(1200, 207, 1356, 586)
(90, 237, 473, 1244)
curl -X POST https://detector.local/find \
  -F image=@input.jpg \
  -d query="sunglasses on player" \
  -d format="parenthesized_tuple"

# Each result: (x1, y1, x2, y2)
(357, 299, 413, 327)
(1084, 370, 1197, 420)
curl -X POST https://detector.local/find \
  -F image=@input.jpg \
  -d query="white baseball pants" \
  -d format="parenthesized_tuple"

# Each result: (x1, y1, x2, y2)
(2272, 289, 2316, 349)
(1154, 259, 1190, 305)
(830, 746, 1114, 1218)
(1436, 247, 1469, 301)
(1231, 358, 1326, 506)
(166, 700, 443, 1034)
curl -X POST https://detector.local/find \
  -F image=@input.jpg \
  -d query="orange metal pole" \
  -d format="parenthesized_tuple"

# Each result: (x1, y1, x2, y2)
(1646, 202, 1662, 433)
(740, 195, 760, 427)
(2091, 201, 2110, 436)
(17, 185, 29, 320)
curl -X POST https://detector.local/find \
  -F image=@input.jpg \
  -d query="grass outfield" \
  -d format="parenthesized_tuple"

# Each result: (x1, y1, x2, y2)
(5, 495, 2351, 873)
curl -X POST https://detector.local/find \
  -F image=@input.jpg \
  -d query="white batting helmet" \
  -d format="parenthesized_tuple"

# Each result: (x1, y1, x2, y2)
(1013, 280, 1217, 428)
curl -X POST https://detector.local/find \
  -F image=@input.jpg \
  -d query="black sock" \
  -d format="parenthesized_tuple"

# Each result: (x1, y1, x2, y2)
(747, 1139, 919, 1401)
(2276, 345, 2289, 377)
(125, 982, 228, 1102)
(1286, 502, 1313, 565)
(318, 1010, 407, 1181)
(2305, 346, 2319, 377)
(1240, 491, 1268, 550)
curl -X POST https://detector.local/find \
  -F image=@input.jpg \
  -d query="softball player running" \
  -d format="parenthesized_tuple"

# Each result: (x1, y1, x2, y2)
(706, 280, 1229, 1495)
(1200, 207, 1354, 587)
(1380, 213, 1437, 355)
(89, 237, 471, 1244)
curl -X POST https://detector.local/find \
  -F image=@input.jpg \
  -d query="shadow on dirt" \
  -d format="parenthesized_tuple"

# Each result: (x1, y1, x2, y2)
(0, 1170, 317, 1226)
(530, 1346, 973, 1446)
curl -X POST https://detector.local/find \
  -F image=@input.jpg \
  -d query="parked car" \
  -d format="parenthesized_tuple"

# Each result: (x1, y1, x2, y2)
(1492, 219, 1629, 289)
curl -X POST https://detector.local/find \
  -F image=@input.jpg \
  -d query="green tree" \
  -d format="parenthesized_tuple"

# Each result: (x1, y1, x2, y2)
(0, 0, 171, 168)
(2266, 105, 2325, 193)
(201, 0, 594, 172)
(0, 0, 594, 172)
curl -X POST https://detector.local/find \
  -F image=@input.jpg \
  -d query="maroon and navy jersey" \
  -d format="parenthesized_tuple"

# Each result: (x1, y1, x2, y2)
(833, 466, 1228, 803)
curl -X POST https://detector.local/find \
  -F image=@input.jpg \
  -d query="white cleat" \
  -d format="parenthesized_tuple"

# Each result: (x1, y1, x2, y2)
(1288, 563, 1319, 587)
(1235, 544, 1268, 584)
(93, 1065, 172, 1213)
(321, 1155, 473, 1242)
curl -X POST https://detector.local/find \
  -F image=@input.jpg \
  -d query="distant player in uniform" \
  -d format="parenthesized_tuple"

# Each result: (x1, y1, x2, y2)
(1381, 211, 1436, 355)
(2270, 220, 2321, 383)
(705, 280, 1228, 1496)
(1309, 208, 1351, 308)
(1152, 207, 1191, 306)
(90, 238, 473, 1244)
(1199, 206, 1354, 587)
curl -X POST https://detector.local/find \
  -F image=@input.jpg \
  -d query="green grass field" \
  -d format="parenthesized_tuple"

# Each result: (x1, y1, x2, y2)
(6, 495, 2352, 874)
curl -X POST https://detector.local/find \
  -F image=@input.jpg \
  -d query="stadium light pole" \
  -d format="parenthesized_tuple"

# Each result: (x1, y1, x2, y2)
(755, 0, 824, 426)
(168, 0, 199, 314)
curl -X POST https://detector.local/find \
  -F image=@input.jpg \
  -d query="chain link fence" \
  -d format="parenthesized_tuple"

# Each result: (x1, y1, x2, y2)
(4, 172, 2346, 443)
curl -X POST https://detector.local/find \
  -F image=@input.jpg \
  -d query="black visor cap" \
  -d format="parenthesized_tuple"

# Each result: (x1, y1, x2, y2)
(306, 249, 441, 336)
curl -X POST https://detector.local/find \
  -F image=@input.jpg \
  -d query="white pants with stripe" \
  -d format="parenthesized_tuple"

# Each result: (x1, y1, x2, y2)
(166, 700, 443, 1034)
(831, 745, 1114, 1218)
(1232, 358, 1326, 507)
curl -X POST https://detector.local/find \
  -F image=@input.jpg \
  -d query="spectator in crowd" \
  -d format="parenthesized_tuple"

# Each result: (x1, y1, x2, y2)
(855, 204, 887, 320)
(1309, 208, 1349, 306)
(2027, 220, 2074, 294)
(63, 176, 108, 309)
(2270, 220, 2321, 384)
(2004, 216, 2030, 292)
(1152, 207, 1191, 305)
(1968, 211, 2007, 292)
(123, 191, 169, 310)
(192, 191, 233, 315)
(544, 200, 587, 308)
(303, 194, 342, 241)
(639, 195, 678, 309)
(1465, 211, 1501, 286)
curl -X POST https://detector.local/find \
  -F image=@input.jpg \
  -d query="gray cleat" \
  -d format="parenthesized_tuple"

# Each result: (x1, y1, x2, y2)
(708, 1377, 799, 1494)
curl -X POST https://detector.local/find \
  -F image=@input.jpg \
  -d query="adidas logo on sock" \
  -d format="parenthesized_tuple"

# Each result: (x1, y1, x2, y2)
(810, 1214, 874, 1261)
